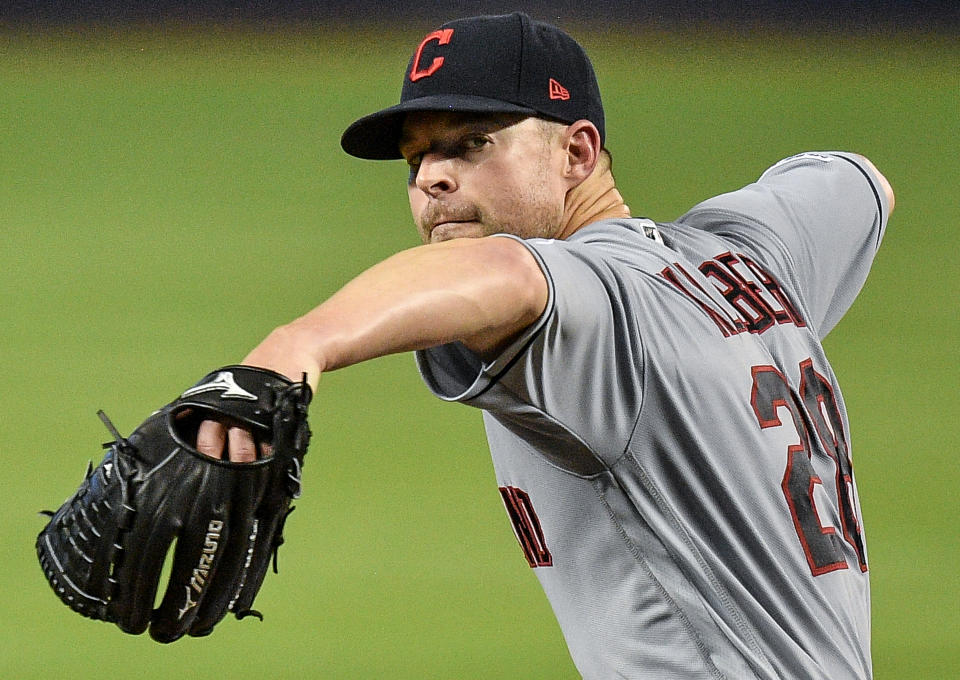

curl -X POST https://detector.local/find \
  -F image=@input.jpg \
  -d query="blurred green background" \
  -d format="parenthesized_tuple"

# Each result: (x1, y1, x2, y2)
(1, 21, 957, 679)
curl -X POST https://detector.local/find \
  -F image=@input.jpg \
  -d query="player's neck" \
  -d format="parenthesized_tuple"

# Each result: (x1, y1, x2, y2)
(557, 161, 630, 239)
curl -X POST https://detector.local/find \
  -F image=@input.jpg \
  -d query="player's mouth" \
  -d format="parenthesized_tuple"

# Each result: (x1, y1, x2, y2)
(429, 220, 481, 242)
(423, 204, 483, 241)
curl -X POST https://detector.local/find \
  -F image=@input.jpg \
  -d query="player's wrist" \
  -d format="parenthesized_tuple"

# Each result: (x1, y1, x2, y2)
(242, 322, 323, 391)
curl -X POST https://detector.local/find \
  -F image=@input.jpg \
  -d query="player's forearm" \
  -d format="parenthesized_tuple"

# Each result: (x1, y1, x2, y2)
(242, 236, 548, 388)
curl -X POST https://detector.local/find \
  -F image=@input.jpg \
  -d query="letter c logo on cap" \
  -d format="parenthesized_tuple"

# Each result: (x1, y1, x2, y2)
(409, 28, 454, 82)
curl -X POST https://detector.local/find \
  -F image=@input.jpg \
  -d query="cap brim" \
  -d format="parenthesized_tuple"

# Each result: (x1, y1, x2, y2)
(340, 95, 538, 160)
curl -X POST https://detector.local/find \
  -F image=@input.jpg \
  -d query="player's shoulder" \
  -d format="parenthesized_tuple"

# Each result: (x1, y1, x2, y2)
(758, 151, 880, 188)
(759, 151, 844, 178)
(678, 151, 884, 227)
(761, 152, 894, 215)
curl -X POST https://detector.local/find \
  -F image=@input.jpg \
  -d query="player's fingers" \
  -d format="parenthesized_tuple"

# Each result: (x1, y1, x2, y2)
(228, 426, 257, 463)
(196, 420, 226, 459)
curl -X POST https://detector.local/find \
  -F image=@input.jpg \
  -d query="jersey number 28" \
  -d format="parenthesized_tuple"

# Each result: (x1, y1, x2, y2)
(750, 359, 868, 576)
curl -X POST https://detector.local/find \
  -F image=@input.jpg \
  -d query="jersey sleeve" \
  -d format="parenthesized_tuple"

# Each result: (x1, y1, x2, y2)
(676, 152, 890, 337)
(416, 230, 647, 465)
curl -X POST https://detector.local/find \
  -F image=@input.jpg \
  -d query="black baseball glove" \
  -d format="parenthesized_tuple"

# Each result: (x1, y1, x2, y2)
(36, 365, 312, 643)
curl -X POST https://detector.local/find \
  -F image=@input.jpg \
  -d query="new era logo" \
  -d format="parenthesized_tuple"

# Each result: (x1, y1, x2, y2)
(548, 78, 570, 101)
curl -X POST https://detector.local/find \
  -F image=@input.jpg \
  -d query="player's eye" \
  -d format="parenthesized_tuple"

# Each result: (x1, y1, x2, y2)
(404, 154, 422, 185)
(461, 135, 490, 152)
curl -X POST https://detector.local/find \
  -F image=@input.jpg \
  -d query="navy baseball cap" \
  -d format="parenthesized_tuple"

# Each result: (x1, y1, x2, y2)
(340, 12, 605, 160)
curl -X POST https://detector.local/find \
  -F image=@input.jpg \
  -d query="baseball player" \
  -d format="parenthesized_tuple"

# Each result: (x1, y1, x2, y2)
(202, 12, 894, 678)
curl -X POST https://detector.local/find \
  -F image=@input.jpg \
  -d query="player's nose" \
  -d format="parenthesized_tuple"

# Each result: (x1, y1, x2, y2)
(415, 153, 458, 197)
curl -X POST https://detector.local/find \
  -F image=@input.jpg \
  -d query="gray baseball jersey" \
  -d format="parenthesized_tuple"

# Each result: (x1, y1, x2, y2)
(416, 152, 890, 679)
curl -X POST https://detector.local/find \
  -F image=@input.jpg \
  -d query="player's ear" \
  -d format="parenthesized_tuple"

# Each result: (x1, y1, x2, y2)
(562, 120, 601, 185)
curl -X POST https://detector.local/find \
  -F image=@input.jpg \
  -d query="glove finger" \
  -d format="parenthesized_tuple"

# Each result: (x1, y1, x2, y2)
(107, 437, 206, 637)
(148, 509, 231, 643)
(36, 450, 126, 622)
(228, 389, 310, 618)
(188, 467, 271, 636)
(108, 515, 179, 636)
(227, 490, 294, 618)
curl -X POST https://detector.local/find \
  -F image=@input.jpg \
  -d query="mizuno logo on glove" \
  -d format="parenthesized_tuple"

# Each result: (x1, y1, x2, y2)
(179, 519, 224, 620)
(181, 372, 257, 401)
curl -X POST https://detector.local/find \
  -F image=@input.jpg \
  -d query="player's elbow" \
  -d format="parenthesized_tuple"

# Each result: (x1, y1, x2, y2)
(854, 154, 895, 213)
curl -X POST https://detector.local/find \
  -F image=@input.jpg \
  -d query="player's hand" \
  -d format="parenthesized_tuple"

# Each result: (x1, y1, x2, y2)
(196, 327, 321, 462)
(196, 420, 267, 462)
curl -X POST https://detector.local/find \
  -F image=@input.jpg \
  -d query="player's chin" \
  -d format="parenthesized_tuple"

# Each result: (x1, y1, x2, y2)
(429, 221, 485, 243)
